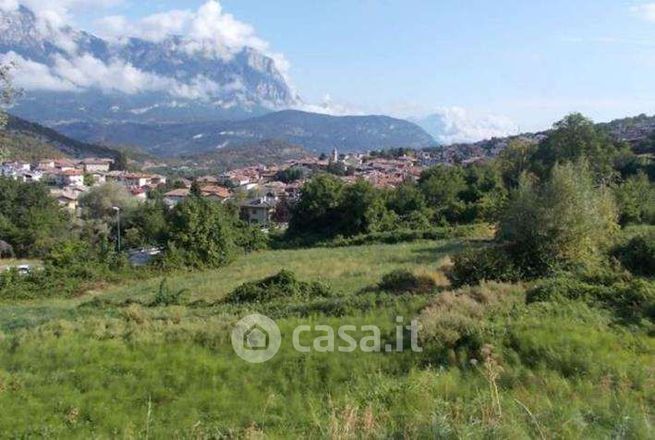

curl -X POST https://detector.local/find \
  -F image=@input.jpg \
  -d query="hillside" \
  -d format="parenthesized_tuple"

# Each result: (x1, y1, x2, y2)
(1, 114, 121, 160)
(179, 139, 309, 173)
(55, 110, 436, 157)
(432, 113, 655, 163)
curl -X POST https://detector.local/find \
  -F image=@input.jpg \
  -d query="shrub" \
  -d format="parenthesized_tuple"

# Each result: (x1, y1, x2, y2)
(378, 270, 436, 294)
(498, 161, 618, 276)
(612, 233, 655, 277)
(448, 246, 524, 287)
(526, 275, 655, 324)
(149, 278, 190, 307)
(225, 270, 333, 304)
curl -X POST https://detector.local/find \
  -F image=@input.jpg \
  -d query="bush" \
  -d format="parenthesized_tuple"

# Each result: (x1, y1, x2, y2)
(612, 233, 655, 277)
(225, 270, 333, 304)
(498, 162, 618, 276)
(527, 275, 655, 324)
(378, 270, 436, 294)
(149, 278, 190, 307)
(448, 246, 524, 287)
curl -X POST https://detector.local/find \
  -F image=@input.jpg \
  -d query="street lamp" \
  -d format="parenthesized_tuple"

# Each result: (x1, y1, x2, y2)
(112, 206, 121, 253)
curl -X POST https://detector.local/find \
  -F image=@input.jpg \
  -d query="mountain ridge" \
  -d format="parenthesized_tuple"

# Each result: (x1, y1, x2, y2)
(1, 113, 122, 161)
(0, 5, 295, 124)
(54, 110, 436, 157)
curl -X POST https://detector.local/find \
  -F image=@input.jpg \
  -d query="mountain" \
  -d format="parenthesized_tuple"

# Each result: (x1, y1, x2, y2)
(1, 114, 121, 160)
(0, 5, 296, 124)
(54, 110, 436, 157)
(176, 139, 310, 173)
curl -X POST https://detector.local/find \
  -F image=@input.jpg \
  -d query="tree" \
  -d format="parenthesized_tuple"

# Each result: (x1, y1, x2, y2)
(79, 182, 137, 220)
(496, 138, 537, 188)
(498, 161, 618, 274)
(122, 199, 169, 247)
(275, 166, 305, 183)
(0, 62, 16, 130)
(288, 174, 344, 237)
(460, 163, 507, 222)
(419, 165, 467, 223)
(338, 179, 394, 236)
(532, 113, 621, 181)
(0, 178, 70, 257)
(190, 179, 203, 197)
(165, 197, 237, 269)
(0, 63, 17, 162)
(110, 152, 129, 171)
(614, 172, 655, 225)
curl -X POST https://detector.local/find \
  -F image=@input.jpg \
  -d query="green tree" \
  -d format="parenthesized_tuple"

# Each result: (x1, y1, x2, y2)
(110, 152, 129, 171)
(460, 164, 507, 222)
(0, 62, 16, 131)
(532, 113, 621, 181)
(419, 165, 467, 223)
(387, 181, 431, 228)
(496, 138, 537, 188)
(498, 161, 618, 274)
(614, 172, 655, 225)
(289, 174, 344, 237)
(79, 182, 137, 220)
(338, 179, 395, 236)
(123, 199, 169, 247)
(165, 197, 237, 269)
(0, 178, 70, 257)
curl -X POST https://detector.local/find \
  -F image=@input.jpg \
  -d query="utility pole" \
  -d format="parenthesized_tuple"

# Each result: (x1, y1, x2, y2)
(113, 206, 121, 253)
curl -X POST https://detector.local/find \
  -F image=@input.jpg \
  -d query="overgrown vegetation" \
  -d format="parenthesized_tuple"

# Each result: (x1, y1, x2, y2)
(1, 108, 655, 437)
(226, 270, 333, 304)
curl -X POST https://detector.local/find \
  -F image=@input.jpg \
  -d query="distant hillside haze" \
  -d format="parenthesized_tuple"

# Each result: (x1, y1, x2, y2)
(54, 110, 436, 157)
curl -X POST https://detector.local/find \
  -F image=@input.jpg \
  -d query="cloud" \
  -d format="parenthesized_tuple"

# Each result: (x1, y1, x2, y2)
(0, 51, 77, 91)
(1, 0, 124, 28)
(632, 3, 655, 22)
(0, 0, 264, 100)
(295, 94, 364, 116)
(416, 107, 518, 144)
(2, 50, 236, 100)
(94, 1, 289, 74)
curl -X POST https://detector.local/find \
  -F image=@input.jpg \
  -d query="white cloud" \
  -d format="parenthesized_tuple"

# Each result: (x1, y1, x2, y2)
(0, 51, 77, 91)
(1, 1, 256, 100)
(416, 107, 518, 144)
(1, 1, 124, 27)
(93, 0, 289, 73)
(632, 3, 655, 22)
(2, 50, 236, 100)
(295, 94, 364, 116)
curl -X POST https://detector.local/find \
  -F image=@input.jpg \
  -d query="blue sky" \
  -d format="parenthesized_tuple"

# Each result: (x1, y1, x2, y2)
(20, 0, 655, 132)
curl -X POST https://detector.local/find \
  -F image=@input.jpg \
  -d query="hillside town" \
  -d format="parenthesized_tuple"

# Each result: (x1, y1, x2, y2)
(0, 147, 454, 228)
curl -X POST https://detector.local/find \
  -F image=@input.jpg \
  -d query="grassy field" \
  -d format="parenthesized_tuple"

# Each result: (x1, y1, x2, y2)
(0, 239, 653, 438)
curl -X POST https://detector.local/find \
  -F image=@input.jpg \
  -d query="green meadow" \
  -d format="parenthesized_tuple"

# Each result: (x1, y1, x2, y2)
(0, 239, 653, 438)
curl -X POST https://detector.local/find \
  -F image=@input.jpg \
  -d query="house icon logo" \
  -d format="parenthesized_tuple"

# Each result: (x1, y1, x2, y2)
(231, 314, 281, 363)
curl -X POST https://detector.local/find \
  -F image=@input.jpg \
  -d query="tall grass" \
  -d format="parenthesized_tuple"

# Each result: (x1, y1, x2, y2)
(0, 240, 653, 438)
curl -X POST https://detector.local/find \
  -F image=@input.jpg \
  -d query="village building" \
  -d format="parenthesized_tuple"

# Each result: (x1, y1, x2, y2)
(163, 188, 190, 208)
(240, 195, 279, 227)
(81, 158, 112, 173)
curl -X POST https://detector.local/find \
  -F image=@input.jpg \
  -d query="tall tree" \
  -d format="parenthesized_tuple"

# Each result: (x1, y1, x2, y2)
(499, 161, 618, 274)
(532, 113, 621, 181)
(288, 174, 344, 237)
